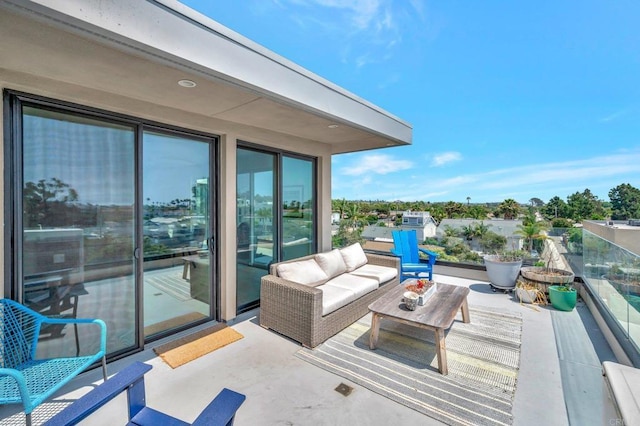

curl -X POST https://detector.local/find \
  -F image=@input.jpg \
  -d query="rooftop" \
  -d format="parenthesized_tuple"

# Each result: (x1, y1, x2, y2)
(0, 271, 618, 425)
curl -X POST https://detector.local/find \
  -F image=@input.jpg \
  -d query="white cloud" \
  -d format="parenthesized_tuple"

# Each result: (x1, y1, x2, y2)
(289, 0, 382, 30)
(279, 0, 417, 69)
(479, 152, 640, 190)
(408, 0, 426, 20)
(430, 151, 462, 167)
(342, 150, 640, 203)
(599, 109, 629, 123)
(435, 151, 640, 200)
(339, 154, 413, 176)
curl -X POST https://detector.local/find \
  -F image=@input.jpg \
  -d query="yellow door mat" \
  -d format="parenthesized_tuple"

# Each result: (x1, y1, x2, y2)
(153, 323, 244, 368)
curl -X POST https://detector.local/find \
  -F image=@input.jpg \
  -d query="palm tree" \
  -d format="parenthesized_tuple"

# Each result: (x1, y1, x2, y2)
(515, 220, 549, 253)
(443, 225, 460, 238)
(461, 224, 476, 241)
(474, 221, 491, 239)
(444, 201, 465, 218)
(346, 202, 365, 230)
(461, 221, 491, 247)
(496, 198, 521, 220)
(256, 207, 272, 233)
(333, 198, 349, 222)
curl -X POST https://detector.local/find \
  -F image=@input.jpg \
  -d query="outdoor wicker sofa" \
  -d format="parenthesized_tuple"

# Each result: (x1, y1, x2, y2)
(260, 243, 400, 348)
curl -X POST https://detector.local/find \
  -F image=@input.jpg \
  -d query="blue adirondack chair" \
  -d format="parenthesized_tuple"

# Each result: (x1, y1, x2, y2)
(43, 361, 246, 426)
(0, 299, 107, 426)
(391, 230, 438, 281)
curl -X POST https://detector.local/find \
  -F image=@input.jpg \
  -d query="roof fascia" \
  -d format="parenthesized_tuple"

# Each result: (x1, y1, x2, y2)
(3, 0, 412, 145)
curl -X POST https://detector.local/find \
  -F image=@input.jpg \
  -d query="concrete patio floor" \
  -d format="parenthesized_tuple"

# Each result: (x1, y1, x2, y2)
(0, 274, 618, 425)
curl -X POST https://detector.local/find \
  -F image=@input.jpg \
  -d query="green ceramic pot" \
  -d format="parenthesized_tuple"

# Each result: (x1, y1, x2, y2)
(548, 285, 577, 311)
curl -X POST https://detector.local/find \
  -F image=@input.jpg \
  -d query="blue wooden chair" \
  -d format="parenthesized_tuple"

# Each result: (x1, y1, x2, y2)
(43, 361, 246, 426)
(391, 230, 438, 281)
(0, 298, 107, 426)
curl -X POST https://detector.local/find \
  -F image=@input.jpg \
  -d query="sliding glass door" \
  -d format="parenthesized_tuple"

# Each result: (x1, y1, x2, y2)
(236, 148, 276, 311)
(282, 156, 315, 260)
(142, 130, 212, 338)
(9, 93, 218, 358)
(21, 106, 137, 355)
(236, 146, 316, 312)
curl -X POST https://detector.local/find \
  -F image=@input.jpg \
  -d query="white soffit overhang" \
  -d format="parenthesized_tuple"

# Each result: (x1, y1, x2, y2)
(0, 0, 412, 153)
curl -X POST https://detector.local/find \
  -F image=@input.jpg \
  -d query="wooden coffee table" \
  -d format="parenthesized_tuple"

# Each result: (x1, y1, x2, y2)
(368, 282, 470, 375)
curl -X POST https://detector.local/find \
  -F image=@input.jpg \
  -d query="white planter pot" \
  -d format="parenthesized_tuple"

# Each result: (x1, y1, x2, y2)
(516, 287, 538, 303)
(418, 282, 438, 305)
(484, 255, 522, 289)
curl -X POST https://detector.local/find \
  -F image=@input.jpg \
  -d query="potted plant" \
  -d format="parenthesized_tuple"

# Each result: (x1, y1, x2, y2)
(548, 283, 577, 311)
(483, 250, 525, 291)
(515, 280, 546, 304)
(520, 258, 575, 294)
(405, 278, 437, 305)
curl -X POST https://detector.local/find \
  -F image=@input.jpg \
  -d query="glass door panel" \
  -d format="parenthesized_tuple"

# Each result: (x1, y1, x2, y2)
(281, 156, 315, 260)
(143, 131, 211, 338)
(236, 148, 276, 311)
(22, 106, 136, 356)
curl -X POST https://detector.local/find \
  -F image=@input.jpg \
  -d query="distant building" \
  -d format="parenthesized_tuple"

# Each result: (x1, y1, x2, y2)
(331, 212, 341, 225)
(401, 211, 438, 241)
(361, 226, 395, 242)
(437, 218, 523, 251)
(361, 211, 437, 243)
(583, 220, 640, 256)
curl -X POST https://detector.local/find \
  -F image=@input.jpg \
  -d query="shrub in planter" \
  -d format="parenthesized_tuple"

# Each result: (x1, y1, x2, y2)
(548, 285, 577, 311)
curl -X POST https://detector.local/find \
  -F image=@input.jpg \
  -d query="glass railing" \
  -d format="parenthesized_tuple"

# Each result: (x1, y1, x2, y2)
(583, 229, 640, 355)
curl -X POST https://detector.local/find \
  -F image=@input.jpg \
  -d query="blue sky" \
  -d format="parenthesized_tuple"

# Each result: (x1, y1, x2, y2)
(181, 0, 640, 204)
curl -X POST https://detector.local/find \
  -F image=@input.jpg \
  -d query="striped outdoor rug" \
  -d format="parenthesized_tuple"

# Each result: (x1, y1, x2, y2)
(296, 306, 522, 426)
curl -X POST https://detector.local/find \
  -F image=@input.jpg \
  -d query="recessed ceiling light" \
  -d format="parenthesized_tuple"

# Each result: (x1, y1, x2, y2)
(178, 79, 197, 88)
(328, 124, 339, 129)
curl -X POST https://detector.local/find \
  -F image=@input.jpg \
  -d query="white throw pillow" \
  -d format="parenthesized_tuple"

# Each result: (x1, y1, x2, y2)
(276, 259, 328, 285)
(315, 249, 348, 279)
(340, 243, 368, 272)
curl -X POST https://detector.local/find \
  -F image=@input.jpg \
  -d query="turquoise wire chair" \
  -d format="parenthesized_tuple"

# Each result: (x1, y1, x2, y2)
(391, 230, 438, 281)
(0, 298, 107, 426)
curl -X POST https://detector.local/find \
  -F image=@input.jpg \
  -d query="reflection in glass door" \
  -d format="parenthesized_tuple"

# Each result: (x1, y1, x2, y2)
(281, 156, 315, 260)
(235, 148, 316, 312)
(143, 131, 212, 338)
(12, 95, 219, 359)
(236, 148, 276, 311)
(21, 106, 137, 356)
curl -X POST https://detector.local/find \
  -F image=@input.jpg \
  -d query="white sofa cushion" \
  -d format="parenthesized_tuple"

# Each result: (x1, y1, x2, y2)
(315, 249, 348, 279)
(349, 264, 397, 284)
(317, 283, 357, 316)
(340, 243, 368, 272)
(276, 259, 328, 286)
(324, 273, 379, 299)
